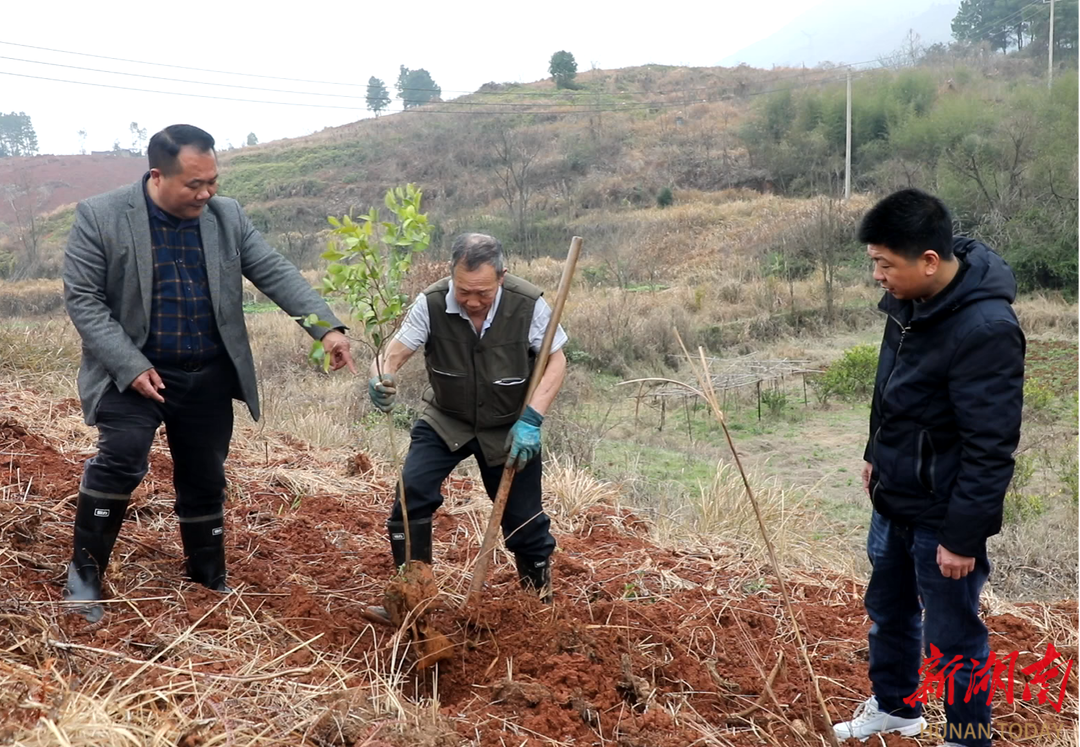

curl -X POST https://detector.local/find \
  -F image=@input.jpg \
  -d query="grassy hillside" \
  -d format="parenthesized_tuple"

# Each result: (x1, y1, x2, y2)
(215, 62, 798, 274)
(3, 51, 1075, 297)
(213, 51, 1075, 295)
(1, 63, 796, 277)
(0, 48, 1075, 747)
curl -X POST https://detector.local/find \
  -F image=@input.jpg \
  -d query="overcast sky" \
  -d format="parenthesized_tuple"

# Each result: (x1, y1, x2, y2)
(2, 0, 838, 155)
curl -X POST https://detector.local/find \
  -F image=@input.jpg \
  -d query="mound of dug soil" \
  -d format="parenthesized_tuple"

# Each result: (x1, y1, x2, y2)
(0, 394, 1075, 746)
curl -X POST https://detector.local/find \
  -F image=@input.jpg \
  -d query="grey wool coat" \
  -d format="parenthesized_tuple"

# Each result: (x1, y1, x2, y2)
(62, 180, 344, 424)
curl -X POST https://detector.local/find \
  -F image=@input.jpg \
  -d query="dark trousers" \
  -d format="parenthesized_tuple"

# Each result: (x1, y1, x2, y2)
(81, 357, 237, 519)
(865, 511, 991, 747)
(390, 420, 556, 561)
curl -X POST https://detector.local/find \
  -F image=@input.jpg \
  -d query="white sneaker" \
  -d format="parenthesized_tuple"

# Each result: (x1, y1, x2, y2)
(833, 696, 928, 741)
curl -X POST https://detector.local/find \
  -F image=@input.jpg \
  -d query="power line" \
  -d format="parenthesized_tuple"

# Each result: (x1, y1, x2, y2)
(0, 38, 717, 96)
(1, 0, 1063, 108)
(0, 68, 733, 114)
(1, 53, 887, 117)
(0, 38, 911, 99)
(0, 54, 371, 100)
(0, 54, 689, 108)
(0, 65, 863, 118)
(0, 70, 370, 110)
(0, 39, 368, 89)
(952, 0, 1051, 42)
(0, 38, 818, 97)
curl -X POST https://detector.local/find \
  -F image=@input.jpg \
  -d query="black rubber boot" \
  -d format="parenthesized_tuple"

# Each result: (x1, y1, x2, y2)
(388, 516, 433, 566)
(364, 517, 433, 626)
(179, 514, 231, 592)
(64, 490, 130, 623)
(516, 555, 553, 604)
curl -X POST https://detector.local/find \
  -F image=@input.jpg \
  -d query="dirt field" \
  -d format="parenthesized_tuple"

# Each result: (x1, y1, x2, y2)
(1, 386, 1075, 746)
(0, 153, 146, 227)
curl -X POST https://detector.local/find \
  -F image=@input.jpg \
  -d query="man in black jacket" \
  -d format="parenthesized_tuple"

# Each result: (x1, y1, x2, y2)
(833, 190, 1024, 747)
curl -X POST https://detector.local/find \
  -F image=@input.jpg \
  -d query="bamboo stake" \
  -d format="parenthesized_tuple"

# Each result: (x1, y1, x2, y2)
(674, 332, 838, 747)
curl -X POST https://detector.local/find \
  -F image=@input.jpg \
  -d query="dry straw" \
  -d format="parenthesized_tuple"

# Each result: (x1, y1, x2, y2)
(621, 330, 841, 747)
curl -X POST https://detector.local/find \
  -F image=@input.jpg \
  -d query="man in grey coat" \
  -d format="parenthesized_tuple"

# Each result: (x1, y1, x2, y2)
(62, 124, 354, 622)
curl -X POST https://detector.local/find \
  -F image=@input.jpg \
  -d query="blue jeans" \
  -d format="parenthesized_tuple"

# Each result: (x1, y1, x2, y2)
(865, 511, 992, 747)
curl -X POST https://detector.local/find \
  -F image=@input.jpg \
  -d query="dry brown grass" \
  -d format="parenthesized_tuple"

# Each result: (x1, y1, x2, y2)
(0, 188, 1072, 597)
(241, 313, 365, 449)
(561, 195, 874, 286)
(1047, 723, 1080, 747)
(555, 276, 880, 376)
(0, 377, 469, 746)
(988, 500, 1080, 601)
(0, 316, 81, 402)
(0, 451, 779, 747)
(658, 463, 847, 571)
(0, 278, 64, 317)
(541, 455, 621, 533)
(1, 628, 426, 747)
(0, 317, 1075, 746)
(209, 62, 876, 256)
(1015, 294, 1080, 336)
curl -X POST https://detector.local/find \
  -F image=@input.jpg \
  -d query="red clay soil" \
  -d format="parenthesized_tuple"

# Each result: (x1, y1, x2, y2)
(0, 406, 1076, 747)
(0, 153, 146, 226)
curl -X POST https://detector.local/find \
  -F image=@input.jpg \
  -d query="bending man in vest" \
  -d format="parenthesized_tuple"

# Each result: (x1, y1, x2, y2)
(365, 233, 567, 618)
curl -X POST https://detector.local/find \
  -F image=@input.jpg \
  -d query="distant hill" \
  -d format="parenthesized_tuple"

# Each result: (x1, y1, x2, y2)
(0, 51, 1036, 280)
(213, 64, 795, 243)
(0, 153, 146, 227)
(0, 63, 815, 272)
(720, 0, 960, 69)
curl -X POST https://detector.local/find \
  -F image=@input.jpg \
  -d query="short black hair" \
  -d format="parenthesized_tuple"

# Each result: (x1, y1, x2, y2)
(857, 188, 953, 260)
(147, 124, 215, 176)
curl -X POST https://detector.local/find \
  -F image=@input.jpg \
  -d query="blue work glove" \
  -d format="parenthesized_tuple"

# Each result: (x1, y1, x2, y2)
(505, 405, 544, 470)
(368, 374, 397, 413)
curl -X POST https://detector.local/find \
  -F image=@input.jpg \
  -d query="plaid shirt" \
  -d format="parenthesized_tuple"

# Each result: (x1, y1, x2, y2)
(142, 176, 223, 366)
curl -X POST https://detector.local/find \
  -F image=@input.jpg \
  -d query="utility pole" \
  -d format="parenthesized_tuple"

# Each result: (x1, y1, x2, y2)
(1048, 0, 1056, 89)
(844, 69, 852, 200)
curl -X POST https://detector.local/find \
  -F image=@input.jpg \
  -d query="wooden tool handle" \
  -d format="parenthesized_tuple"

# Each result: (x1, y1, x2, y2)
(464, 236, 583, 608)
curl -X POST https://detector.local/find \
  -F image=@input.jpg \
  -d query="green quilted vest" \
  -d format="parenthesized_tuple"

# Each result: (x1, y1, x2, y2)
(420, 274, 542, 466)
